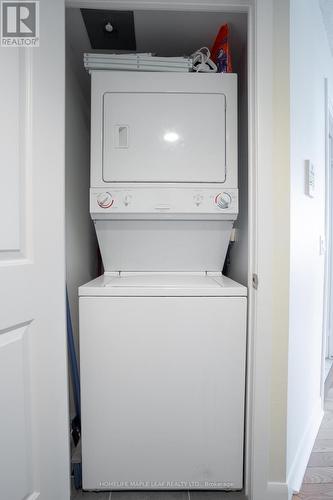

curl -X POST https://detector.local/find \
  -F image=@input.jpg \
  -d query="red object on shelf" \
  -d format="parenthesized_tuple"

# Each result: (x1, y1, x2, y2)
(211, 24, 233, 73)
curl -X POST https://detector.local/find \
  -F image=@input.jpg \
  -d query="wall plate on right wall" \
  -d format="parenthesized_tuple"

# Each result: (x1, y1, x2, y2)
(305, 159, 315, 197)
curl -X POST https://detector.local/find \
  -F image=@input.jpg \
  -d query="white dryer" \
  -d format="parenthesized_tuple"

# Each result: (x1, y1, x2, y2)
(89, 71, 238, 273)
(79, 71, 247, 491)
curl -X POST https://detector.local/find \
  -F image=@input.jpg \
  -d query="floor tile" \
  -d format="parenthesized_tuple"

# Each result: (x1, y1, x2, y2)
(72, 490, 110, 500)
(325, 401, 333, 411)
(303, 466, 333, 483)
(321, 412, 333, 429)
(326, 388, 333, 401)
(308, 452, 333, 467)
(312, 439, 333, 452)
(317, 427, 333, 439)
(111, 492, 188, 500)
(189, 492, 246, 500)
(293, 483, 333, 498)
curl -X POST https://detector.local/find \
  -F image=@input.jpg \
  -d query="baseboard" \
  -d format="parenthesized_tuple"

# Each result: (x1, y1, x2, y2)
(267, 481, 290, 500)
(287, 397, 324, 493)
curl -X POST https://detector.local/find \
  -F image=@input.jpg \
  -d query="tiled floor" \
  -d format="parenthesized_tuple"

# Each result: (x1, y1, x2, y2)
(71, 486, 247, 500)
(293, 384, 333, 499)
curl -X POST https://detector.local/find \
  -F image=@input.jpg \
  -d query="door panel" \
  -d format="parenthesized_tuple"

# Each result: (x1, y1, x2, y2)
(0, 49, 28, 261)
(80, 296, 247, 490)
(103, 92, 226, 183)
(0, 49, 21, 254)
(0, 324, 32, 500)
(0, 1, 70, 499)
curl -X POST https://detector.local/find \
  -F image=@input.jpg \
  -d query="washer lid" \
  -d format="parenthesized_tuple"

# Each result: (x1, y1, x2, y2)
(105, 274, 221, 288)
(79, 274, 247, 297)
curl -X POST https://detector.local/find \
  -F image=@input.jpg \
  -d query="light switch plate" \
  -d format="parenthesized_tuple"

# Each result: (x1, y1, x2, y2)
(305, 159, 315, 197)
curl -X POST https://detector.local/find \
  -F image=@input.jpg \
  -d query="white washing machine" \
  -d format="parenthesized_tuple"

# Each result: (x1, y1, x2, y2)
(79, 273, 247, 490)
(79, 71, 247, 491)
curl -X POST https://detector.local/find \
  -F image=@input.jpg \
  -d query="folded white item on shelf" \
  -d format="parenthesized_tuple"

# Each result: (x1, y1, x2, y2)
(84, 52, 193, 73)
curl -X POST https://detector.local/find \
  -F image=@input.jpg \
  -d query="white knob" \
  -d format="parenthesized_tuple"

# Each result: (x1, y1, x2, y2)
(193, 194, 203, 206)
(97, 192, 113, 208)
(215, 192, 231, 209)
(105, 22, 114, 33)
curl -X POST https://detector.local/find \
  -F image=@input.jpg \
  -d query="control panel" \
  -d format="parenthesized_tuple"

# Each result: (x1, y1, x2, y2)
(90, 188, 238, 218)
(97, 192, 114, 208)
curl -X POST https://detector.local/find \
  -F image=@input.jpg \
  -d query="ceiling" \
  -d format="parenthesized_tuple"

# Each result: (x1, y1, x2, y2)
(66, 8, 247, 104)
(320, 0, 333, 55)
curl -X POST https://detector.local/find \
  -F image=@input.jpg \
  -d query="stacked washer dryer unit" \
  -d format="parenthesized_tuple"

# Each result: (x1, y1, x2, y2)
(79, 71, 247, 491)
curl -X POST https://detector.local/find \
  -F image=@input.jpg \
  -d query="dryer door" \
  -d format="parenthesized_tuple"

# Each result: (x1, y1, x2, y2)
(103, 92, 226, 183)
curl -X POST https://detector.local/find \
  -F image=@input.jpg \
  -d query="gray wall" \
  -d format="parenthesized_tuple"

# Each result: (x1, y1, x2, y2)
(65, 43, 98, 417)
(226, 42, 248, 286)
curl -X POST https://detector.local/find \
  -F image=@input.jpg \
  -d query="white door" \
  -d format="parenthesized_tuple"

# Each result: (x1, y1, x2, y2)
(0, 1, 70, 499)
(103, 92, 227, 183)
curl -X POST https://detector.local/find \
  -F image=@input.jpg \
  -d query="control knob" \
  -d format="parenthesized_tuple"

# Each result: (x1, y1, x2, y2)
(215, 192, 232, 209)
(193, 193, 203, 206)
(123, 194, 132, 206)
(97, 192, 113, 208)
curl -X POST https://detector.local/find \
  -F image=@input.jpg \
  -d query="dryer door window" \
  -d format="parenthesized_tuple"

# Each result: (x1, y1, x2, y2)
(102, 92, 226, 183)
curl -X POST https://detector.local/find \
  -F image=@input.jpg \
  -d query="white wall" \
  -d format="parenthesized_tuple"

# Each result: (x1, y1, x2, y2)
(268, 0, 291, 487)
(65, 43, 98, 416)
(287, 0, 333, 490)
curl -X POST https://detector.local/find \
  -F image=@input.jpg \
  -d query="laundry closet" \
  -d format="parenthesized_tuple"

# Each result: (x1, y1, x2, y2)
(65, 6, 249, 495)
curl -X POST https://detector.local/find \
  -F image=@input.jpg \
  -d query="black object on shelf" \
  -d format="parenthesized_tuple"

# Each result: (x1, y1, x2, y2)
(81, 9, 136, 51)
